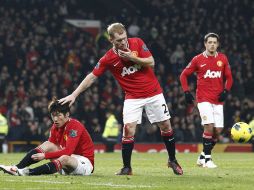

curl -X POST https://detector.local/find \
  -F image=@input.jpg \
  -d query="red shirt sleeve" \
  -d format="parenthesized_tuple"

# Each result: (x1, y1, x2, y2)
(48, 126, 57, 144)
(180, 57, 198, 92)
(45, 127, 82, 159)
(137, 38, 152, 58)
(224, 57, 233, 91)
(92, 55, 108, 77)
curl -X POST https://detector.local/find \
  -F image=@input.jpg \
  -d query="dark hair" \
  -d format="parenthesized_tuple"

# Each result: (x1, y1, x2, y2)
(48, 97, 70, 115)
(204, 33, 220, 42)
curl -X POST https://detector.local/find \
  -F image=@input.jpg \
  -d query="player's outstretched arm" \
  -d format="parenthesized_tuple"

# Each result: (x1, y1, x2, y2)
(59, 73, 98, 106)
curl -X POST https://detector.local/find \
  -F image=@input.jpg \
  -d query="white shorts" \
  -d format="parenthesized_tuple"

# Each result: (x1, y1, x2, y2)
(197, 102, 224, 128)
(60, 154, 93, 176)
(123, 93, 171, 124)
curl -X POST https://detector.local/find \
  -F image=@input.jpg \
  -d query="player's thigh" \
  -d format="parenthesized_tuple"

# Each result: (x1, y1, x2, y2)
(38, 141, 59, 152)
(197, 102, 215, 125)
(213, 104, 224, 128)
(123, 99, 144, 124)
(145, 94, 171, 124)
(60, 155, 93, 176)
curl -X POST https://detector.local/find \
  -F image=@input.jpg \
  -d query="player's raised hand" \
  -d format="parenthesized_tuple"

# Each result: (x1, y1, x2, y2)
(58, 94, 76, 106)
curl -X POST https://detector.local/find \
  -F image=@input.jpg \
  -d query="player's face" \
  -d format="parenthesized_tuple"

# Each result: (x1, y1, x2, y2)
(110, 31, 128, 50)
(204, 37, 219, 54)
(51, 112, 69, 128)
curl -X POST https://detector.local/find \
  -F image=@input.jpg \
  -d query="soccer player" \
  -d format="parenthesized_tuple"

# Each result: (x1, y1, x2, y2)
(180, 33, 233, 168)
(0, 97, 94, 176)
(59, 23, 183, 175)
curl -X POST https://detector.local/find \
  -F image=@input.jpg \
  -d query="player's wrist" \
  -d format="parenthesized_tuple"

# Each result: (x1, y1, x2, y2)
(71, 92, 78, 98)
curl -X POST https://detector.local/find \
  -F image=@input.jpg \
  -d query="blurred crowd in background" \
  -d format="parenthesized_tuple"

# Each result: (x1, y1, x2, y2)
(0, 0, 254, 144)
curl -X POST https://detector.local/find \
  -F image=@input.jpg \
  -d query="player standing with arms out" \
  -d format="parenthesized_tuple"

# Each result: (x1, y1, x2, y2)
(180, 33, 233, 168)
(59, 23, 183, 175)
(0, 97, 94, 176)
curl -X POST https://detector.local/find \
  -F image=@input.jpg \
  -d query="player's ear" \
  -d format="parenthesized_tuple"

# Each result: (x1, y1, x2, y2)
(65, 112, 70, 117)
(108, 36, 113, 43)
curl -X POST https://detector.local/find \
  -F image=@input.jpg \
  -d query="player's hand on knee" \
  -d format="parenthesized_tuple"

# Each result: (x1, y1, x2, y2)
(184, 91, 194, 104)
(31, 153, 45, 161)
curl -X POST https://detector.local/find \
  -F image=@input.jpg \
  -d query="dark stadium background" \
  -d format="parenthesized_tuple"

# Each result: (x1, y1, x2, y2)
(0, 0, 253, 151)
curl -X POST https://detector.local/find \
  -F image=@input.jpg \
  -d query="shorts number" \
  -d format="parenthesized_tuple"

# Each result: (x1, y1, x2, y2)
(162, 104, 169, 116)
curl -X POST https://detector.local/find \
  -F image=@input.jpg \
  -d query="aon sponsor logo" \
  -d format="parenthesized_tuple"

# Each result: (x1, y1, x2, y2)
(121, 64, 142, 77)
(204, 70, 221, 78)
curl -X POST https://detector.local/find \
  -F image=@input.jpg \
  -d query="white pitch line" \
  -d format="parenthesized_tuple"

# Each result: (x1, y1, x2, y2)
(5, 179, 71, 184)
(4, 179, 160, 188)
(87, 182, 159, 188)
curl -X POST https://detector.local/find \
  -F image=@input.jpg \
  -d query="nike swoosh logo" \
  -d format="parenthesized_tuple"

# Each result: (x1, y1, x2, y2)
(114, 61, 120, 67)
(201, 64, 206, 67)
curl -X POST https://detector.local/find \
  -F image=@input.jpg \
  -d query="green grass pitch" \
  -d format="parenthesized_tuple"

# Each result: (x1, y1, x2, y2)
(0, 152, 253, 190)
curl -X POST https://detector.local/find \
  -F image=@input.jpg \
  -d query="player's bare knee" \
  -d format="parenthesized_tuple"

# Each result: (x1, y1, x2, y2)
(38, 141, 59, 152)
(123, 124, 136, 136)
(204, 124, 214, 134)
(158, 120, 172, 132)
(58, 155, 71, 165)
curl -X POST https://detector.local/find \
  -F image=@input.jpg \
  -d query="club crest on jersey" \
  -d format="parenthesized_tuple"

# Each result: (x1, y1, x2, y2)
(121, 64, 142, 77)
(131, 51, 138, 57)
(69, 129, 78, 137)
(217, 60, 223, 67)
(64, 134, 68, 141)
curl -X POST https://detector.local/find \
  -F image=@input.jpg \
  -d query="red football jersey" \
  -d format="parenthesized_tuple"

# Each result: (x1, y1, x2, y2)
(92, 38, 162, 99)
(180, 51, 233, 104)
(45, 118, 94, 166)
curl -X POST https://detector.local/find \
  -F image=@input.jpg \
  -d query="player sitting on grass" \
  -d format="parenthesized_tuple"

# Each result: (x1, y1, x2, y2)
(0, 97, 94, 176)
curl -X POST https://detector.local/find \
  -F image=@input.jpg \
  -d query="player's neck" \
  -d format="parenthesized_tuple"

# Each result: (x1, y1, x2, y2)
(205, 50, 217, 57)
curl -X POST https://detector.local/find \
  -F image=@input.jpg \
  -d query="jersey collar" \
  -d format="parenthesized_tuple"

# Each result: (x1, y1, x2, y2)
(203, 51, 218, 58)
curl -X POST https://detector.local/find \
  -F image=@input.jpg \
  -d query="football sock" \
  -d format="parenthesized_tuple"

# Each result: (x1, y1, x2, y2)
(161, 130, 176, 162)
(211, 140, 217, 150)
(199, 152, 205, 159)
(205, 155, 212, 163)
(29, 160, 61, 175)
(202, 132, 213, 162)
(211, 134, 218, 150)
(16, 148, 42, 169)
(122, 136, 134, 168)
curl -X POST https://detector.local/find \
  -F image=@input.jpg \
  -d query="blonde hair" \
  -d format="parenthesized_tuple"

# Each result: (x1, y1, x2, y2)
(107, 23, 126, 38)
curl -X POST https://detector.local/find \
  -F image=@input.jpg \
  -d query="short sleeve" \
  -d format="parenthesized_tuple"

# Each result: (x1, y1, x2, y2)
(137, 38, 152, 58)
(92, 56, 108, 77)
